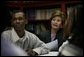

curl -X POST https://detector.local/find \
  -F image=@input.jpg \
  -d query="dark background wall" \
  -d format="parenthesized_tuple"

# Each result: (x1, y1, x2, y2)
(1, 1, 11, 33)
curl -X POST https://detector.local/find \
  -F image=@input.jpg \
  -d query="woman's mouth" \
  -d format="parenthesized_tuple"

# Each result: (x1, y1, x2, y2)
(53, 24, 58, 27)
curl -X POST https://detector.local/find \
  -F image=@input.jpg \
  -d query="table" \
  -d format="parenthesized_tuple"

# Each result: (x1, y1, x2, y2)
(39, 51, 59, 56)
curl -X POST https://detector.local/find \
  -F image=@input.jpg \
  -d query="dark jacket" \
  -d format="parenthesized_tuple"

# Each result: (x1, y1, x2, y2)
(38, 29, 65, 50)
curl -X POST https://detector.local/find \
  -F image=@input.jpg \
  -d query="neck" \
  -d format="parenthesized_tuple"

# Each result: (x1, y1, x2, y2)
(51, 28, 58, 34)
(15, 28, 25, 38)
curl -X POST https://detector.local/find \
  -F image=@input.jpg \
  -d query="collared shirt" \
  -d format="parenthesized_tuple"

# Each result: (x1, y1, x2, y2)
(51, 33, 56, 41)
(1, 28, 49, 55)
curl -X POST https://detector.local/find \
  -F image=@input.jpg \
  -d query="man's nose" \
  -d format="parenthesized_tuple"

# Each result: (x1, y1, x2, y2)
(16, 19, 20, 23)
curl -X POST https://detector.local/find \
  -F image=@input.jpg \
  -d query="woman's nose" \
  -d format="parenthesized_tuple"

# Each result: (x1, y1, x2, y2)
(54, 20, 57, 23)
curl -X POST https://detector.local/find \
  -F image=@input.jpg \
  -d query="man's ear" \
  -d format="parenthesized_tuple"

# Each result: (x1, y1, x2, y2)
(11, 19, 13, 27)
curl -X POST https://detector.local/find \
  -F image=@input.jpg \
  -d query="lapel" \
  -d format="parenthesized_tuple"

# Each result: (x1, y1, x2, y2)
(46, 31, 51, 42)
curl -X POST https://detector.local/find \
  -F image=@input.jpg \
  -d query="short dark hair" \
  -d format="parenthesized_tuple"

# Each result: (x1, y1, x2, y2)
(10, 10, 26, 19)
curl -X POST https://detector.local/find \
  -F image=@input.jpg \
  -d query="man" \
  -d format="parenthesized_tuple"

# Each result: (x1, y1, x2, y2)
(1, 10, 49, 56)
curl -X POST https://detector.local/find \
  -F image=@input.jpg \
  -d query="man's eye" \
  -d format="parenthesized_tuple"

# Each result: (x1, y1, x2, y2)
(19, 18, 23, 20)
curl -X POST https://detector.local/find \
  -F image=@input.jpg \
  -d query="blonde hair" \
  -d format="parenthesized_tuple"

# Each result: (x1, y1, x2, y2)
(50, 10, 66, 26)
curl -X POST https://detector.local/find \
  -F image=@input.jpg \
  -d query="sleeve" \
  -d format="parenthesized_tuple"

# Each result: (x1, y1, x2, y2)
(31, 34, 50, 55)
(46, 39, 58, 51)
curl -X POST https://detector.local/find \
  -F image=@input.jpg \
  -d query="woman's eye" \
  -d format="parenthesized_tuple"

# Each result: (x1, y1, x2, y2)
(57, 20, 60, 22)
(52, 18, 56, 21)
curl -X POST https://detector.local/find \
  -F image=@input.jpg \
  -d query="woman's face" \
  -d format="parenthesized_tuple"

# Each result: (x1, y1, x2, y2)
(51, 16, 62, 30)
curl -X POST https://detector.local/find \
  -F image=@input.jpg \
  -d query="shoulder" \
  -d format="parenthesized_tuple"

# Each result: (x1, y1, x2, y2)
(1, 29, 12, 41)
(40, 30, 50, 35)
(25, 30, 36, 36)
(42, 30, 50, 33)
(25, 30, 38, 39)
(1, 29, 11, 36)
(25, 30, 41, 43)
(1, 27, 12, 35)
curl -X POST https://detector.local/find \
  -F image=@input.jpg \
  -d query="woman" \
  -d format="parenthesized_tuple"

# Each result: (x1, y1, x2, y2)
(38, 10, 66, 51)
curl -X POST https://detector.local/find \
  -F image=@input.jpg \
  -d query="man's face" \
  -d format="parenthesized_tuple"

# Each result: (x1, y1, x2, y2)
(12, 12, 26, 30)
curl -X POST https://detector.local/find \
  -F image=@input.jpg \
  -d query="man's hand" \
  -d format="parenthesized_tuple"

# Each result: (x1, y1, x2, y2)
(26, 48, 38, 56)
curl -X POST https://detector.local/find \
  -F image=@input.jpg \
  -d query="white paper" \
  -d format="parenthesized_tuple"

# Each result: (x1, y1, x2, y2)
(39, 51, 59, 56)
